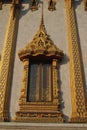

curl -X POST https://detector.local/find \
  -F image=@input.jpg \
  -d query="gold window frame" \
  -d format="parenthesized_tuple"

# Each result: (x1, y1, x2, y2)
(20, 57, 58, 107)
(15, 53, 64, 122)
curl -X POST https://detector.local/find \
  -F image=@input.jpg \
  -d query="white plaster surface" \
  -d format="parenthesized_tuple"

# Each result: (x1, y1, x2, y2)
(0, 4, 10, 55)
(10, 0, 71, 122)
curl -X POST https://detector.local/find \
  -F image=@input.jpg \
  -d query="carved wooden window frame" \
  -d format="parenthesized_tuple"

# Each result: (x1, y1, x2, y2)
(15, 54, 64, 122)
(18, 56, 61, 106)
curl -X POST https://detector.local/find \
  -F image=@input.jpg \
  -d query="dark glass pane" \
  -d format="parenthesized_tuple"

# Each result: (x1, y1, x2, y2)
(32, 0, 36, 6)
(27, 61, 52, 102)
(42, 63, 51, 101)
(42, 63, 47, 101)
(28, 63, 38, 101)
(4, 0, 12, 2)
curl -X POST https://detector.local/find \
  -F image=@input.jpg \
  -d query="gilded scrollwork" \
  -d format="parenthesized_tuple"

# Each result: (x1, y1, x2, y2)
(18, 12, 63, 61)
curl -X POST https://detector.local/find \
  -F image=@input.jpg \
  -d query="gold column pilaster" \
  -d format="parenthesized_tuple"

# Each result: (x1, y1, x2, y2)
(0, 55, 1, 68)
(65, 0, 87, 122)
(0, 2, 20, 121)
(52, 59, 59, 105)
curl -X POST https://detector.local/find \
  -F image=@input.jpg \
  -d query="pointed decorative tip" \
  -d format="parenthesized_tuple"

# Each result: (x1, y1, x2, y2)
(40, 1, 44, 29)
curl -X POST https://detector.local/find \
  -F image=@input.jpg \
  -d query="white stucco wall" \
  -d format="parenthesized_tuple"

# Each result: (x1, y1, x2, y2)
(0, 4, 10, 56)
(75, 1, 87, 94)
(10, 0, 71, 122)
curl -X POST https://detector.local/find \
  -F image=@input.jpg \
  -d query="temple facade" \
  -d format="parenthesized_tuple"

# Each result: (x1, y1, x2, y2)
(0, 0, 87, 128)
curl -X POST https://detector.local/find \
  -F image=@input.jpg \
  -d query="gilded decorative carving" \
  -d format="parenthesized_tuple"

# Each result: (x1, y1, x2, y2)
(48, 0, 56, 11)
(65, 0, 87, 122)
(0, 1, 20, 121)
(30, 0, 38, 11)
(0, 55, 1, 70)
(84, 0, 87, 11)
(65, 0, 72, 9)
(15, 58, 64, 122)
(0, 0, 3, 10)
(15, 2, 64, 123)
(18, 2, 63, 61)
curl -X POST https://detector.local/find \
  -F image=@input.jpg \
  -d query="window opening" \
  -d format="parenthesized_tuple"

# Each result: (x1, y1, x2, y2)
(27, 61, 52, 102)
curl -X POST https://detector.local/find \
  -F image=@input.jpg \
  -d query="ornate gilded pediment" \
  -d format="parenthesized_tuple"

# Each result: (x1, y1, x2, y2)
(18, 2, 64, 61)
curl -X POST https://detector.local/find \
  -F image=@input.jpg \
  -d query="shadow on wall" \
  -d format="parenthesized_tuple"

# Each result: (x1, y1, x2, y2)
(74, 0, 82, 9)
(58, 54, 69, 122)
(19, 0, 30, 19)
(19, 0, 42, 19)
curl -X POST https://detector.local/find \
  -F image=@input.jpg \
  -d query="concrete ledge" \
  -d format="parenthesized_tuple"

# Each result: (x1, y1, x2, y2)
(0, 123, 87, 130)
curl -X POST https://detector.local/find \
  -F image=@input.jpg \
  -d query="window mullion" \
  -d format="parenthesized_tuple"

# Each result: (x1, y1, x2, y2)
(39, 63, 42, 101)
(45, 64, 51, 101)
(36, 63, 40, 101)
(48, 64, 52, 101)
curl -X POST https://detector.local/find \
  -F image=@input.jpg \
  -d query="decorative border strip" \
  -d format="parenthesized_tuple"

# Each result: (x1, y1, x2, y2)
(65, 0, 87, 122)
(0, 2, 20, 121)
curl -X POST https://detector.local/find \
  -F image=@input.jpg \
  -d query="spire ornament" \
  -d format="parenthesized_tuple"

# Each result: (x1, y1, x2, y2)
(40, 1, 44, 29)
(18, 2, 63, 61)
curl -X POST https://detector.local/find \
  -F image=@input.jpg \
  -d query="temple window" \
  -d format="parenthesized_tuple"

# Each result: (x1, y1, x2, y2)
(27, 60, 52, 102)
(15, 2, 64, 122)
